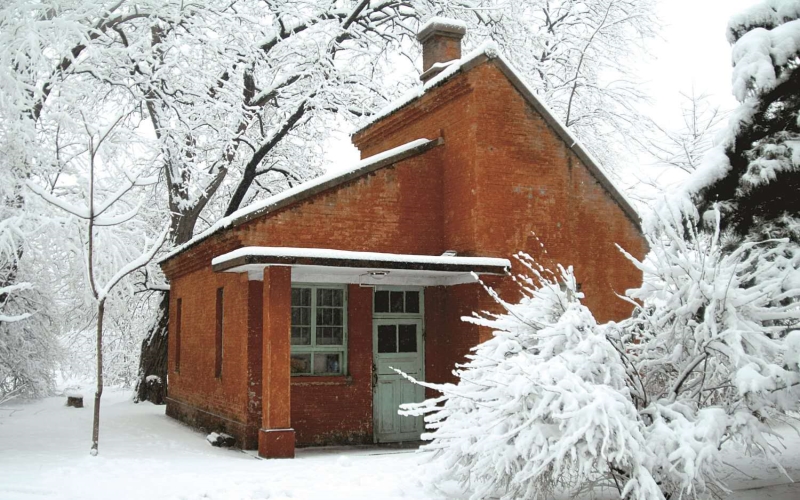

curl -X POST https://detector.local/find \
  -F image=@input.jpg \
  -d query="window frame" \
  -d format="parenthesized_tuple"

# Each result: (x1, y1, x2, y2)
(290, 283, 348, 376)
(373, 286, 424, 319)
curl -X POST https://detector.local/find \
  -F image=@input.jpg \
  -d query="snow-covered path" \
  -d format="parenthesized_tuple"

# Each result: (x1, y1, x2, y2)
(1, 389, 799, 500)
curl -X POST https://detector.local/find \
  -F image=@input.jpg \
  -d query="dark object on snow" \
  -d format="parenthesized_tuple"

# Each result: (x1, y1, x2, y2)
(139, 374, 166, 405)
(206, 432, 236, 448)
(66, 395, 83, 408)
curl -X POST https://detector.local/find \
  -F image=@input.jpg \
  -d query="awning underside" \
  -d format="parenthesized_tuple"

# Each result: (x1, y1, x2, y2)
(212, 247, 510, 286)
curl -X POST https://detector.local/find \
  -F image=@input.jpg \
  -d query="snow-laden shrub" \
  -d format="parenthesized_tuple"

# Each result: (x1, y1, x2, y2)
(618, 208, 800, 497)
(403, 210, 800, 500)
(0, 211, 61, 400)
(0, 281, 60, 400)
(402, 259, 661, 499)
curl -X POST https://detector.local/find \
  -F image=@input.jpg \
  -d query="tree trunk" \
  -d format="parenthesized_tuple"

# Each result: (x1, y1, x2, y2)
(90, 298, 105, 456)
(134, 292, 169, 404)
(134, 205, 197, 404)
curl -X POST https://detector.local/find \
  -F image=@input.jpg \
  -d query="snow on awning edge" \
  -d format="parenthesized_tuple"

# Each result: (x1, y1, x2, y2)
(211, 247, 511, 274)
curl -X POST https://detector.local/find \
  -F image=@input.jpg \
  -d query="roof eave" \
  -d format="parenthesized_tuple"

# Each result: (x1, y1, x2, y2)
(158, 137, 444, 267)
(229, 137, 443, 229)
(212, 254, 509, 275)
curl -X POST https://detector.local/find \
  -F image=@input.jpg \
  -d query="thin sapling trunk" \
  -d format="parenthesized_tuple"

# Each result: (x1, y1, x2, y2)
(90, 298, 104, 456)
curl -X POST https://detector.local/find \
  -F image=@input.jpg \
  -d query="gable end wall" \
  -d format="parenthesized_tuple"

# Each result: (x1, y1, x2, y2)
(354, 60, 647, 324)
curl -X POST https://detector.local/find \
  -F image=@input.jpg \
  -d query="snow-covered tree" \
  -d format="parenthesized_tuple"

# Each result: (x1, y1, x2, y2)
(461, 0, 657, 170)
(690, 0, 800, 241)
(0, 106, 61, 399)
(402, 260, 661, 499)
(0, 0, 657, 402)
(403, 213, 800, 499)
(0, 238, 60, 399)
(26, 113, 168, 455)
(641, 90, 725, 175)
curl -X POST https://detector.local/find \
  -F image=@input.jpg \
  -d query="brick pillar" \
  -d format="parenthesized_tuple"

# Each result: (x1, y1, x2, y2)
(258, 265, 295, 458)
(245, 278, 263, 449)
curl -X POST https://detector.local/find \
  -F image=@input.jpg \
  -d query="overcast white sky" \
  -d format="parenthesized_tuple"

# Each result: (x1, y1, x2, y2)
(324, 0, 761, 177)
(641, 0, 757, 126)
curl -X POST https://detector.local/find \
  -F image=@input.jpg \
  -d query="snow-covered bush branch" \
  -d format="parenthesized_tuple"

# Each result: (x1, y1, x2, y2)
(403, 208, 800, 499)
(402, 260, 661, 499)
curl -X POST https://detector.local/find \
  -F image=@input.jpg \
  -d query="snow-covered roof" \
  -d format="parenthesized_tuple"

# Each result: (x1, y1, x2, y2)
(162, 40, 640, 267)
(212, 246, 511, 272)
(159, 138, 441, 264)
(353, 41, 640, 228)
(354, 41, 501, 133)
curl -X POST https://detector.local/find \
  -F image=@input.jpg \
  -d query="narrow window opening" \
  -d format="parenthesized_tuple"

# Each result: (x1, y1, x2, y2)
(175, 298, 182, 372)
(215, 287, 224, 379)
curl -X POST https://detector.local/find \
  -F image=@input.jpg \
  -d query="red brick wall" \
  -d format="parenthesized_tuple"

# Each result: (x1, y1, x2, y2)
(467, 63, 646, 323)
(353, 74, 480, 253)
(290, 285, 374, 446)
(167, 268, 254, 441)
(162, 56, 647, 448)
(424, 284, 484, 392)
(237, 152, 445, 255)
(353, 60, 647, 324)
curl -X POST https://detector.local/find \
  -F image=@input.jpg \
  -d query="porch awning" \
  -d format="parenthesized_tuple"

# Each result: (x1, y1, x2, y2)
(211, 247, 510, 286)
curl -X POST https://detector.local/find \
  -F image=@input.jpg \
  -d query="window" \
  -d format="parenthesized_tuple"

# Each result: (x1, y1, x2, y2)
(175, 298, 182, 372)
(374, 289, 420, 314)
(215, 287, 224, 379)
(377, 324, 419, 353)
(290, 285, 346, 376)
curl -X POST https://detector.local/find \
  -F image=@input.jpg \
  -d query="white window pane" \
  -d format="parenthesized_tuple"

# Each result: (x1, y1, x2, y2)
(331, 289, 343, 307)
(398, 324, 417, 353)
(378, 325, 397, 353)
(390, 291, 404, 313)
(292, 288, 311, 307)
(405, 291, 420, 313)
(316, 326, 343, 346)
(292, 286, 346, 376)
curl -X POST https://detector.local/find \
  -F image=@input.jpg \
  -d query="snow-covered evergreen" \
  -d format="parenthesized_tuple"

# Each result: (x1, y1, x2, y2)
(680, 0, 800, 240)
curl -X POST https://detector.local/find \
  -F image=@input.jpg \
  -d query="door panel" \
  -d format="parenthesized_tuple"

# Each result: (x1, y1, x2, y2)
(373, 318, 424, 442)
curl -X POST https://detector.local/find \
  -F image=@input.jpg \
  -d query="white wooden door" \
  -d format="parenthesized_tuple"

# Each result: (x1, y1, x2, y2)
(373, 318, 424, 442)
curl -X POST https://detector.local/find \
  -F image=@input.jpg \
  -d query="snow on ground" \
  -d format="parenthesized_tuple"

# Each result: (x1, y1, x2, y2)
(0, 389, 429, 500)
(1, 389, 799, 500)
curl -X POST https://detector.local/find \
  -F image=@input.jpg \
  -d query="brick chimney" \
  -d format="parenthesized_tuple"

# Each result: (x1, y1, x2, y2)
(417, 18, 467, 83)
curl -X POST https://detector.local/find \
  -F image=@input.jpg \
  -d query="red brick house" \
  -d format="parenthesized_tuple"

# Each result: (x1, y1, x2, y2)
(158, 19, 647, 459)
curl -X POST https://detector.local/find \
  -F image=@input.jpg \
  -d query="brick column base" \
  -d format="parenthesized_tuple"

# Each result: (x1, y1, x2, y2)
(258, 428, 296, 458)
